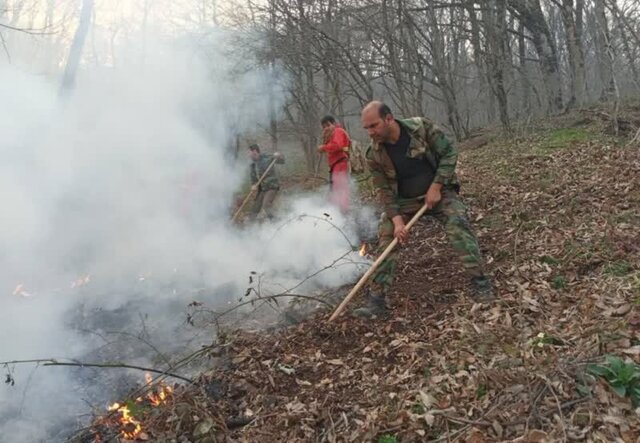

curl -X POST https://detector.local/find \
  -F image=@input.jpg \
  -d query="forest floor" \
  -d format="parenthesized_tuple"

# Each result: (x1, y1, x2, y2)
(89, 104, 640, 442)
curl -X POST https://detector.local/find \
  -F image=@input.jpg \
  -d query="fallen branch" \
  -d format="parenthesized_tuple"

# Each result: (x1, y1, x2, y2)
(1, 358, 193, 383)
(628, 126, 640, 145)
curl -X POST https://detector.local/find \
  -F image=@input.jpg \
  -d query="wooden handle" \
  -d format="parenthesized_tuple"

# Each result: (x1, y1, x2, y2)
(231, 158, 278, 223)
(328, 203, 429, 322)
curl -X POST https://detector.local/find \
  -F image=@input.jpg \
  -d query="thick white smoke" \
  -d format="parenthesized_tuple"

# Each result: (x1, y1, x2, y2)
(0, 36, 367, 442)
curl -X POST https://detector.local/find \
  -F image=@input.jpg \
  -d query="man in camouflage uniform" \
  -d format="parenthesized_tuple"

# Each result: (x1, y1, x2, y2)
(248, 144, 284, 221)
(355, 101, 493, 317)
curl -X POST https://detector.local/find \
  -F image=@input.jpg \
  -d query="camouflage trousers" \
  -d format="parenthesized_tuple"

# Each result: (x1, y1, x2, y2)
(372, 188, 485, 288)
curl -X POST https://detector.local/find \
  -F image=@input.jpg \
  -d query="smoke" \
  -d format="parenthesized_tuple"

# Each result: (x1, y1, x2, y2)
(0, 33, 368, 443)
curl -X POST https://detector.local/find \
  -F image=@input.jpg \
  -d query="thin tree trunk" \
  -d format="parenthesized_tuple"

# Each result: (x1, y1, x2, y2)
(560, 0, 586, 108)
(59, 0, 95, 97)
(594, 0, 615, 101)
(518, 21, 531, 117)
(508, 0, 563, 112)
(381, 0, 409, 115)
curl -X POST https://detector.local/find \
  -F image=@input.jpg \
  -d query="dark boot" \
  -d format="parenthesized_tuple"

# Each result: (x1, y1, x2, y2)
(471, 275, 495, 301)
(352, 289, 389, 319)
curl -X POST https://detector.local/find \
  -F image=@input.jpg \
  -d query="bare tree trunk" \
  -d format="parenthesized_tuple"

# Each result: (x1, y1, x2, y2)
(381, 0, 409, 115)
(268, 0, 278, 151)
(508, 0, 564, 112)
(484, 0, 511, 131)
(594, 0, 615, 101)
(416, 5, 465, 138)
(517, 21, 531, 117)
(601, 6, 620, 134)
(60, 0, 94, 96)
(608, 0, 640, 91)
(559, 0, 586, 108)
(466, 1, 495, 124)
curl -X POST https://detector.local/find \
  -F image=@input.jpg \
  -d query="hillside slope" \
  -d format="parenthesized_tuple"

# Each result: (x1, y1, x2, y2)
(91, 111, 640, 442)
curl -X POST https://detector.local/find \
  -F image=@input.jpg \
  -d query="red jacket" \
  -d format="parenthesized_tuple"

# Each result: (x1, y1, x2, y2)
(320, 126, 350, 168)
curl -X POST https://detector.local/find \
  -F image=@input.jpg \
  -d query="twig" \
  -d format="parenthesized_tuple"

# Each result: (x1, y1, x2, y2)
(0, 22, 55, 35)
(628, 127, 640, 145)
(78, 327, 172, 368)
(430, 390, 515, 443)
(537, 374, 568, 441)
(268, 213, 356, 250)
(209, 247, 356, 323)
(213, 292, 334, 321)
(0, 358, 193, 383)
(44, 362, 194, 383)
(513, 222, 523, 265)
(0, 31, 10, 62)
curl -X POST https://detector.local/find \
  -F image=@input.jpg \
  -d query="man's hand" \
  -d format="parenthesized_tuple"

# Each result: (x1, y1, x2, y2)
(392, 215, 408, 244)
(273, 152, 281, 158)
(251, 184, 258, 192)
(317, 145, 325, 153)
(425, 183, 443, 209)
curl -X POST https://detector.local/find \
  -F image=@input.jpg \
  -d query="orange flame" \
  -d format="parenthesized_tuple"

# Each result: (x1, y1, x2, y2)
(71, 274, 91, 289)
(106, 402, 142, 439)
(103, 374, 173, 440)
(145, 373, 173, 406)
(12, 283, 33, 298)
(359, 243, 368, 257)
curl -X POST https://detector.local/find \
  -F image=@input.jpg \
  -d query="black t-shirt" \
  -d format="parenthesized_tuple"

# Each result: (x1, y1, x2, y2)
(384, 124, 435, 198)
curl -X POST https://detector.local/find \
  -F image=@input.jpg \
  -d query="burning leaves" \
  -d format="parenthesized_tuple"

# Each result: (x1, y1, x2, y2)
(70, 274, 91, 289)
(98, 373, 174, 441)
(144, 373, 173, 406)
(106, 402, 144, 440)
(11, 273, 91, 299)
(12, 283, 32, 298)
(358, 242, 369, 257)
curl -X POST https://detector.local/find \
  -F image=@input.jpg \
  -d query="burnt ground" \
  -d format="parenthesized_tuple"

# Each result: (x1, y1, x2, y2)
(88, 107, 640, 442)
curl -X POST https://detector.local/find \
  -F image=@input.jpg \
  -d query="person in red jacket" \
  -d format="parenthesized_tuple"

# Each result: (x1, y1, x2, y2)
(318, 115, 351, 213)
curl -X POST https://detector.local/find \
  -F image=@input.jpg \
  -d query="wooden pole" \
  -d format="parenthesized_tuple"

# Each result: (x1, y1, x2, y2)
(328, 203, 429, 322)
(231, 157, 278, 223)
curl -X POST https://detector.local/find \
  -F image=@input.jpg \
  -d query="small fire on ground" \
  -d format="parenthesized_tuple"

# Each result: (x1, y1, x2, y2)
(70, 274, 91, 289)
(12, 283, 33, 298)
(359, 242, 369, 257)
(96, 373, 173, 441)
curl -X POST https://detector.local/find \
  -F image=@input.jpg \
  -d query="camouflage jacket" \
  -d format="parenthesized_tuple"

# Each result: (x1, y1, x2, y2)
(366, 117, 459, 218)
(250, 153, 285, 191)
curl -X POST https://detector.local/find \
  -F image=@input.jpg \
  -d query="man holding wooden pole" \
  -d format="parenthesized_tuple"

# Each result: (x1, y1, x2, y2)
(353, 101, 493, 318)
(246, 144, 284, 222)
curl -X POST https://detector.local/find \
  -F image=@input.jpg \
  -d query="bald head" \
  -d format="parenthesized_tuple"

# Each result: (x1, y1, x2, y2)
(362, 101, 392, 119)
(361, 101, 398, 144)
